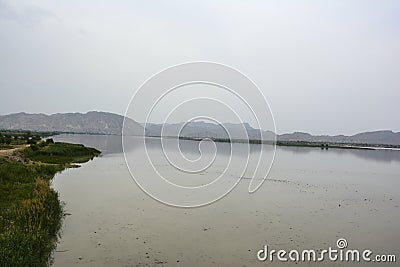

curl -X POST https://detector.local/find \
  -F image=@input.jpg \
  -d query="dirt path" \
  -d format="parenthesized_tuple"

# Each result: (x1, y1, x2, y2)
(0, 145, 29, 161)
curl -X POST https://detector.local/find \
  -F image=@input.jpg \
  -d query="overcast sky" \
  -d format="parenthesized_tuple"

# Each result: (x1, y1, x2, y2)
(0, 0, 399, 135)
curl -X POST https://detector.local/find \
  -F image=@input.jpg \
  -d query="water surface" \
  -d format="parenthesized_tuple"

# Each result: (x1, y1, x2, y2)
(52, 134, 400, 266)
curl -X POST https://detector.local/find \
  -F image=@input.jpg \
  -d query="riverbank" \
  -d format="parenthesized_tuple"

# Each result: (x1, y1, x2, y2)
(0, 136, 100, 266)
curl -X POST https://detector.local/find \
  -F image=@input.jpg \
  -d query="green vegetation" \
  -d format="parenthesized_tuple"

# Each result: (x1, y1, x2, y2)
(0, 130, 57, 149)
(23, 141, 101, 164)
(0, 134, 100, 267)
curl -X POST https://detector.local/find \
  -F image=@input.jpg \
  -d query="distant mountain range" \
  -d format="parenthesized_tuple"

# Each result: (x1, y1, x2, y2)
(145, 121, 276, 140)
(0, 111, 143, 135)
(1, 112, 399, 146)
(145, 121, 400, 146)
(278, 130, 400, 146)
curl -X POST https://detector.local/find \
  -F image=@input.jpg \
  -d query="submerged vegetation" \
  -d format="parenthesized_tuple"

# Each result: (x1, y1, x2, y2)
(0, 132, 100, 266)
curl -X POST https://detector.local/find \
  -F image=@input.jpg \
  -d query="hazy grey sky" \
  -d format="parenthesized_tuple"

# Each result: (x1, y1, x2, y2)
(0, 0, 399, 135)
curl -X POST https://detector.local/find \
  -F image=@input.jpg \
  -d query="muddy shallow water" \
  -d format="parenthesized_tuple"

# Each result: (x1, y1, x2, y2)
(51, 134, 400, 266)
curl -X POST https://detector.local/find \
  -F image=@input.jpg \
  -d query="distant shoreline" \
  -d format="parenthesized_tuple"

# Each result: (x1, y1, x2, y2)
(172, 136, 400, 151)
(2, 129, 400, 151)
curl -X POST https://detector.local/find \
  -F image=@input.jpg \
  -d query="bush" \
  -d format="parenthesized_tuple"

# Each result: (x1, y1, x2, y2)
(30, 144, 39, 151)
(27, 139, 37, 145)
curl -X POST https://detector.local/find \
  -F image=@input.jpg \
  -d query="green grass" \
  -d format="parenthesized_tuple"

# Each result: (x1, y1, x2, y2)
(0, 140, 100, 267)
(0, 178, 63, 267)
(23, 142, 101, 164)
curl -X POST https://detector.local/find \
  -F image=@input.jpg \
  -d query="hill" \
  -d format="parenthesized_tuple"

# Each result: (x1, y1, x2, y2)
(0, 111, 143, 135)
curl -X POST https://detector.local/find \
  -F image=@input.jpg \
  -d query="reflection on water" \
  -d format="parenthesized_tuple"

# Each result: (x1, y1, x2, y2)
(54, 134, 400, 163)
(53, 134, 124, 154)
(278, 145, 400, 163)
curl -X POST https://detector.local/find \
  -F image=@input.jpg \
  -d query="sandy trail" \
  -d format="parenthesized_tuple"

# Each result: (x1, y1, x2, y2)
(0, 145, 29, 161)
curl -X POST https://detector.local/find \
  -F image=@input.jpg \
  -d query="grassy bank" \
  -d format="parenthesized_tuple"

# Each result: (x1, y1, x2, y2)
(0, 137, 100, 267)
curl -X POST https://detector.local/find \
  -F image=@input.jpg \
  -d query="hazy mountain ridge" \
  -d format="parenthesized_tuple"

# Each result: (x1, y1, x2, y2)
(278, 130, 400, 145)
(0, 111, 143, 135)
(1, 112, 399, 145)
(146, 122, 400, 146)
(145, 122, 276, 140)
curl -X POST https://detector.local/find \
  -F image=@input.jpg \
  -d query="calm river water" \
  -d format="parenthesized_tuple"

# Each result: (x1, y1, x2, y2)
(51, 134, 400, 266)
